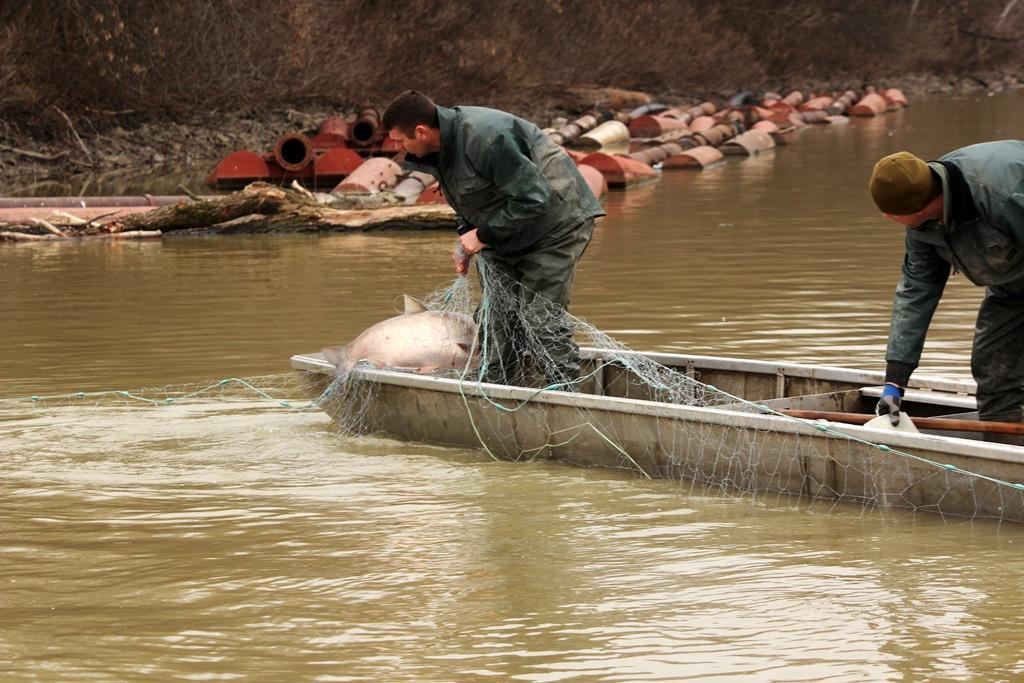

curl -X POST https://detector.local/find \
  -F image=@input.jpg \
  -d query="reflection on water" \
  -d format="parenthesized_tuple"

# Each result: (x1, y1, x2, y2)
(2, 92, 1024, 680)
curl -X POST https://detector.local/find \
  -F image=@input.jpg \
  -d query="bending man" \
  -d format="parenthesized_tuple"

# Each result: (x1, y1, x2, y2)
(869, 141, 1024, 442)
(382, 90, 605, 387)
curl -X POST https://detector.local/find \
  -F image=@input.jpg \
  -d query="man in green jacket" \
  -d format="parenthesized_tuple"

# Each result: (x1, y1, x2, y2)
(382, 90, 605, 388)
(869, 141, 1024, 441)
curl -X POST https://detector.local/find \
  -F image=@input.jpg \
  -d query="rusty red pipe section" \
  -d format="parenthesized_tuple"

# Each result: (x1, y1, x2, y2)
(721, 129, 775, 156)
(579, 153, 657, 188)
(627, 115, 690, 138)
(348, 107, 383, 147)
(577, 164, 607, 199)
(548, 113, 601, 147)
(849, 93, 888, 116)
(273, 131, 314, 172)
(629, 142, 685, 166)
(693, 123, 736, 148)
(662, 145, 724, 169)
(310, 117, 350, 147)
(882, 88, 909, 108)
(825, 90, 858, 115)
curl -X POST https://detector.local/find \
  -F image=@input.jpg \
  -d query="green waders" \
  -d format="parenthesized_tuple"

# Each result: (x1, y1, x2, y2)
(971, 281, 1024, 445)
(476, 218, 594, 388)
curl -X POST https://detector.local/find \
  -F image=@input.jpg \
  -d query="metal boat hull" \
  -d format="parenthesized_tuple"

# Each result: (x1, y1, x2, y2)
(291, 349, 1024, 522)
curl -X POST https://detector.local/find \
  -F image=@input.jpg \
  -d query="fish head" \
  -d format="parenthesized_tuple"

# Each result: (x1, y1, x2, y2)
(449, 313, 481, 370)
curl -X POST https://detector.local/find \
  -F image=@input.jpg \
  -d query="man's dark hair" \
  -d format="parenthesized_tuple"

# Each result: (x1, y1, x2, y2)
(382, 90, 439, 135)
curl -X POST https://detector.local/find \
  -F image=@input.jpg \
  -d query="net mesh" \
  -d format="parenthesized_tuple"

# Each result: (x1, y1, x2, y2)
(4, 250, 1023, 525)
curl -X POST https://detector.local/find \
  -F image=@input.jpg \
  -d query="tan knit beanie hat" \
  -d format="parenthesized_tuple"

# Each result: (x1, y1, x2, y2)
(869, 151, 936, 215)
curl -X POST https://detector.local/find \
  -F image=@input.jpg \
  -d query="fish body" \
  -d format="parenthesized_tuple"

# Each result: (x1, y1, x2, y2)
(322, 295, 478, 376)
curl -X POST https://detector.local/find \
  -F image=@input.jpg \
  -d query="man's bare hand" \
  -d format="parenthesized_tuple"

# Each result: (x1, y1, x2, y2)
(452, 243, 471, 275)
(459, 228, 487, 256)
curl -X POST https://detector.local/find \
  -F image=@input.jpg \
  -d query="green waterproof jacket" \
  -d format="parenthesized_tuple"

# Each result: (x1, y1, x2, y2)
(887, 139, 1024, 373)
(403, 106, 605, 254)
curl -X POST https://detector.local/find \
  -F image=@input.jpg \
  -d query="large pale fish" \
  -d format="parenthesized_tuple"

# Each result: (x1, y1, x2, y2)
(322, 295, 479, 377)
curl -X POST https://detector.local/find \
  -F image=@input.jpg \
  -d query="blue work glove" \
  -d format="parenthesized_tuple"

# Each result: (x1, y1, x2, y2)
(876, 383, 904, 426)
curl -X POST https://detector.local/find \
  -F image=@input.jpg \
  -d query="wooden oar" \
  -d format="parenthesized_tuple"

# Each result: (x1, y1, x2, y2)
(779, 409, 1024, 436)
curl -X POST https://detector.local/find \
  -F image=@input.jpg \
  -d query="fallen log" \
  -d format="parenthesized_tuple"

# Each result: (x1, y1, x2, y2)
(111, 184, 280, 233)
(1, 182, 457, 241)
(111, 182, 456, 235)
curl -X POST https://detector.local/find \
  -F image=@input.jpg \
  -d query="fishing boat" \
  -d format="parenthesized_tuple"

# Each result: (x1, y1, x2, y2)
(290, 348, 1024, 523)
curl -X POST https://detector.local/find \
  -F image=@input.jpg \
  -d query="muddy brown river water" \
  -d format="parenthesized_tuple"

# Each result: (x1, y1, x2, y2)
(2, 92, 1024, 680)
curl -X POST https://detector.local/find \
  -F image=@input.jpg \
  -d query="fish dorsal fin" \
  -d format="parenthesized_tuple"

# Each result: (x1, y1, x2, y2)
(403, 294, 427, 314)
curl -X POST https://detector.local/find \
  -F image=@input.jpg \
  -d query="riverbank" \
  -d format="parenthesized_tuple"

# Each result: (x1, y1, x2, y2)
(0, 71, 1020, 197)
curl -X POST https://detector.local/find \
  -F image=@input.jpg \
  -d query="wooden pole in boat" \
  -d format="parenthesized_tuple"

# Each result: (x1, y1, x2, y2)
(779, 409, 1024, 436)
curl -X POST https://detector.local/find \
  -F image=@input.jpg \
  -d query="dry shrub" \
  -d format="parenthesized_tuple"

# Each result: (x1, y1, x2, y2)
(1, 0, 1021, 130)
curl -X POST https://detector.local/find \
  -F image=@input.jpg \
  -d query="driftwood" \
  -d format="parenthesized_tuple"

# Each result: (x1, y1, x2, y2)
(30, 217, 67, 237)
(113, 182, 455, 234)
(0, 183, 456, 241)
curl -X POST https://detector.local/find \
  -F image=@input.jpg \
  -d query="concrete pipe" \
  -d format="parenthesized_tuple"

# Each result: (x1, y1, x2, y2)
(827, 91, 858, 116)
(660, 107, 694, 122)
(882, 88, 909, 108)
(333, 157, 402, 193)
(578, 153, 657, 187)
(662, 145, 725, 170)
(721, 129, 776, 156)
(752, 120, 780, 134)
(849, 93, 888, 116)
(394, 171, 438, 204)
(693, 123, 736, 147)
(690, 116, 716, 133)
(549, 113, 600, 147)
(629, 128, 695, 152)
(628, 115, 690, 138)
(799, 96, 834, 112)
(577, 164, 608, 199)
(799, 110, 831, 124)
(782, 91, 804, 108)
(629, 142, 685, 166)
(574, 121, 630, 150)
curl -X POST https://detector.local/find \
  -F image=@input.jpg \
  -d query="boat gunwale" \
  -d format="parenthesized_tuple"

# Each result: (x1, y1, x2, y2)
(290, 350, 1024, 466)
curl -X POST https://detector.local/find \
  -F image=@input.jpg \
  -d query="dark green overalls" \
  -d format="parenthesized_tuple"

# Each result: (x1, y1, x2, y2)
(885, 140, 1024, 441)
(404, 106, 605, 386)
